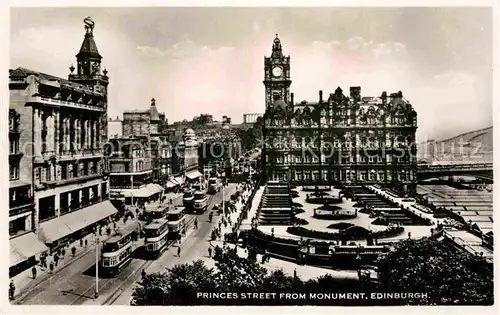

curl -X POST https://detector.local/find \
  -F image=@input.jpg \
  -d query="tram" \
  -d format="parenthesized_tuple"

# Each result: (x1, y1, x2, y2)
(193, 190, 209, 214)
(166, 206, 186, 237)
(100, 223, 138, 276)
(183, 189, 194, 209)
(144, 218, 170, 258)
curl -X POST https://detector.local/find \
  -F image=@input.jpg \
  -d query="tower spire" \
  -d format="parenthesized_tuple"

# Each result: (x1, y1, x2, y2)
(272, 33, 283, 58)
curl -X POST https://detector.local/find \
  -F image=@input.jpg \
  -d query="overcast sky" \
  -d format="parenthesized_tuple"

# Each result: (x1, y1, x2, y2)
(10, 7, 492, 141)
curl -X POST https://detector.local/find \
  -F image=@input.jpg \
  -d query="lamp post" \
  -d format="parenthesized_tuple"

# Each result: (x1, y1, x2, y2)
(130, 175, 134, 208)
(95, 235, 99, 299)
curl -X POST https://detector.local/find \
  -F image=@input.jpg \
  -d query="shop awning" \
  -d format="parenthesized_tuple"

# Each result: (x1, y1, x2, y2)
(186, 170, 203, 180)
(10, 232, 49, 266)
(147, 183, 164, 195)
(166, 180, 178, 188)
(38, 201, 118, 244)
(175, 176, 184, 185)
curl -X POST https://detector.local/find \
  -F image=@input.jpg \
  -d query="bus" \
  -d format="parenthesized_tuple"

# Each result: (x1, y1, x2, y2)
(100, 223, 138, 276)
(208, 177, 222, 194)
(166, 206, 186, 237)
(193, 190, 209, 214)
(144, 219, 169, 258)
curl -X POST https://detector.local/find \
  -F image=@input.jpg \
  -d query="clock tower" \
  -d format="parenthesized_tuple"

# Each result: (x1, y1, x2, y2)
(263, 34, 291, 109)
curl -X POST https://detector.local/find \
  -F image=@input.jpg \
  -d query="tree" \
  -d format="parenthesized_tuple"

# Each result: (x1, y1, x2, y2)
(376, 237, 493, 305)
(131, 260, 216, 306)
(237, 117, 263, 152)
(212, 245, 267, 293)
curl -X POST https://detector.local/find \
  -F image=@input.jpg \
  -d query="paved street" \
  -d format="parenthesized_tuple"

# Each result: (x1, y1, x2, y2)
(15, 184, 236, 305)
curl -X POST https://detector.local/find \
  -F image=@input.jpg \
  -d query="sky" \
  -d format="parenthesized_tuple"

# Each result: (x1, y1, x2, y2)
(10, 7, 493, 141)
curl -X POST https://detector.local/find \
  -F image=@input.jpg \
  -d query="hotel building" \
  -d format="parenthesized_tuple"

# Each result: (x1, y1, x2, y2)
(262, 35, 418, 193)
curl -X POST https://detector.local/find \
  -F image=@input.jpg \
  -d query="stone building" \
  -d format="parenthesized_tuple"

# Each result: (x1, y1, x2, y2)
(122, 98, 171, 186)
(171, 128, 202, 183)
(8, 17, 114, 274)
(107, 137, 164, 206)
(262, 35, 418, 193)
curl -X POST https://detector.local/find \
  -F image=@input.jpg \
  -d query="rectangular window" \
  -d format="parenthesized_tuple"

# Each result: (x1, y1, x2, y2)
(10, 163, 19, 181)
(9, 140, 18, 154)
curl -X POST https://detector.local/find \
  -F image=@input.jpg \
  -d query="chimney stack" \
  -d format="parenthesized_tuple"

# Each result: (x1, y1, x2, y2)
(319, 90, 323, 103)
(290, 93, 294, 105)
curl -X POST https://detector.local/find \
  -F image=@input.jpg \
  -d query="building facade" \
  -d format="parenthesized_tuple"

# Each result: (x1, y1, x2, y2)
(171, 128, 202, 182)
(122, 98, 171, 186)
(107, 137, 163, 206)
(8, 18, 115, 270)
(262, 35, 418, 193)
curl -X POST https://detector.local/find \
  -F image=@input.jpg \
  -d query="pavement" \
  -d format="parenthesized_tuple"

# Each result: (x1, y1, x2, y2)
(91, 183, 238, 305)
(11, 217, 138, 305)
(12, 192, 188, 305)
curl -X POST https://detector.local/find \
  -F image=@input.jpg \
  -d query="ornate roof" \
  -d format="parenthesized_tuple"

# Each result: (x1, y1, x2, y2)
(76, 17, 102, 60)
(149, 98, 160, 121)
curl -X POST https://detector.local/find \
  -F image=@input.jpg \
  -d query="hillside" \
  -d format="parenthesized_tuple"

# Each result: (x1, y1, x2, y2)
(417, 126, 493, 163)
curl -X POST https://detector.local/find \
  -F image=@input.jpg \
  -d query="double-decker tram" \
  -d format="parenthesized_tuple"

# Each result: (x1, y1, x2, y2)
(193, 190, 209, 214)
(100, 223, 138, 276)
(144, 219, 170, 258)
(183, 189, 194, 209)
(166, 206, 187, 237)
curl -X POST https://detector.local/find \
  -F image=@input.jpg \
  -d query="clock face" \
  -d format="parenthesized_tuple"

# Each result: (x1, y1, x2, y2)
(272, 67, 283, 77)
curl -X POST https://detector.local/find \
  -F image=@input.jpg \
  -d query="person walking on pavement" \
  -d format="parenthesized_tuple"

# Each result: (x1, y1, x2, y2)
(177, 246, 181, 257)
(54, 254, 59, 267)
(31, 265, 37, 279)
(194, 218, 198, 230)
(208, 246, 212, 258)
(9, 280, 15, 300)
(141, 269, 147, 280)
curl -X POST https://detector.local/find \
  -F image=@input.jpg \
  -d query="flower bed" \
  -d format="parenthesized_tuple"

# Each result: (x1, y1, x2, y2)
(313, 213, 357, 220)
(327, 222, 355, 229)
(306, 197, 342, 205)
(316, 204, 342, 211)
(286, 225, 404, 241)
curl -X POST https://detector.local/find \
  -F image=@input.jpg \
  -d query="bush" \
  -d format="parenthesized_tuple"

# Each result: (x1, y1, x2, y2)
(293, 218, 309, 225)
(293, 208, 305, 215)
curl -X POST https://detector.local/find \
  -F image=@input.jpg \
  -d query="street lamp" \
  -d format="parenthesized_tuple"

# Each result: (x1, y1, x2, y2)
(95, 235, 100, 299)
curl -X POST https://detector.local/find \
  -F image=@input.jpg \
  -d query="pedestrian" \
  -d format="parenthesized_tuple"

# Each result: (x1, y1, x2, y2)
(80, 239, 83, 247)
(71, 246, 76, 258)
(49, 262, 54, 273)
(208, 247, 212, 258)
(9, 280, 15, 300)
(32, 265, 37, 279)
(194, 218, 198, 229)
(177, 246, 181, 257)
(85, 239, 88, 247)
(54, 254, 59, 267)
(141, 269, 147, 280)
(293, 268, 297, 278)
